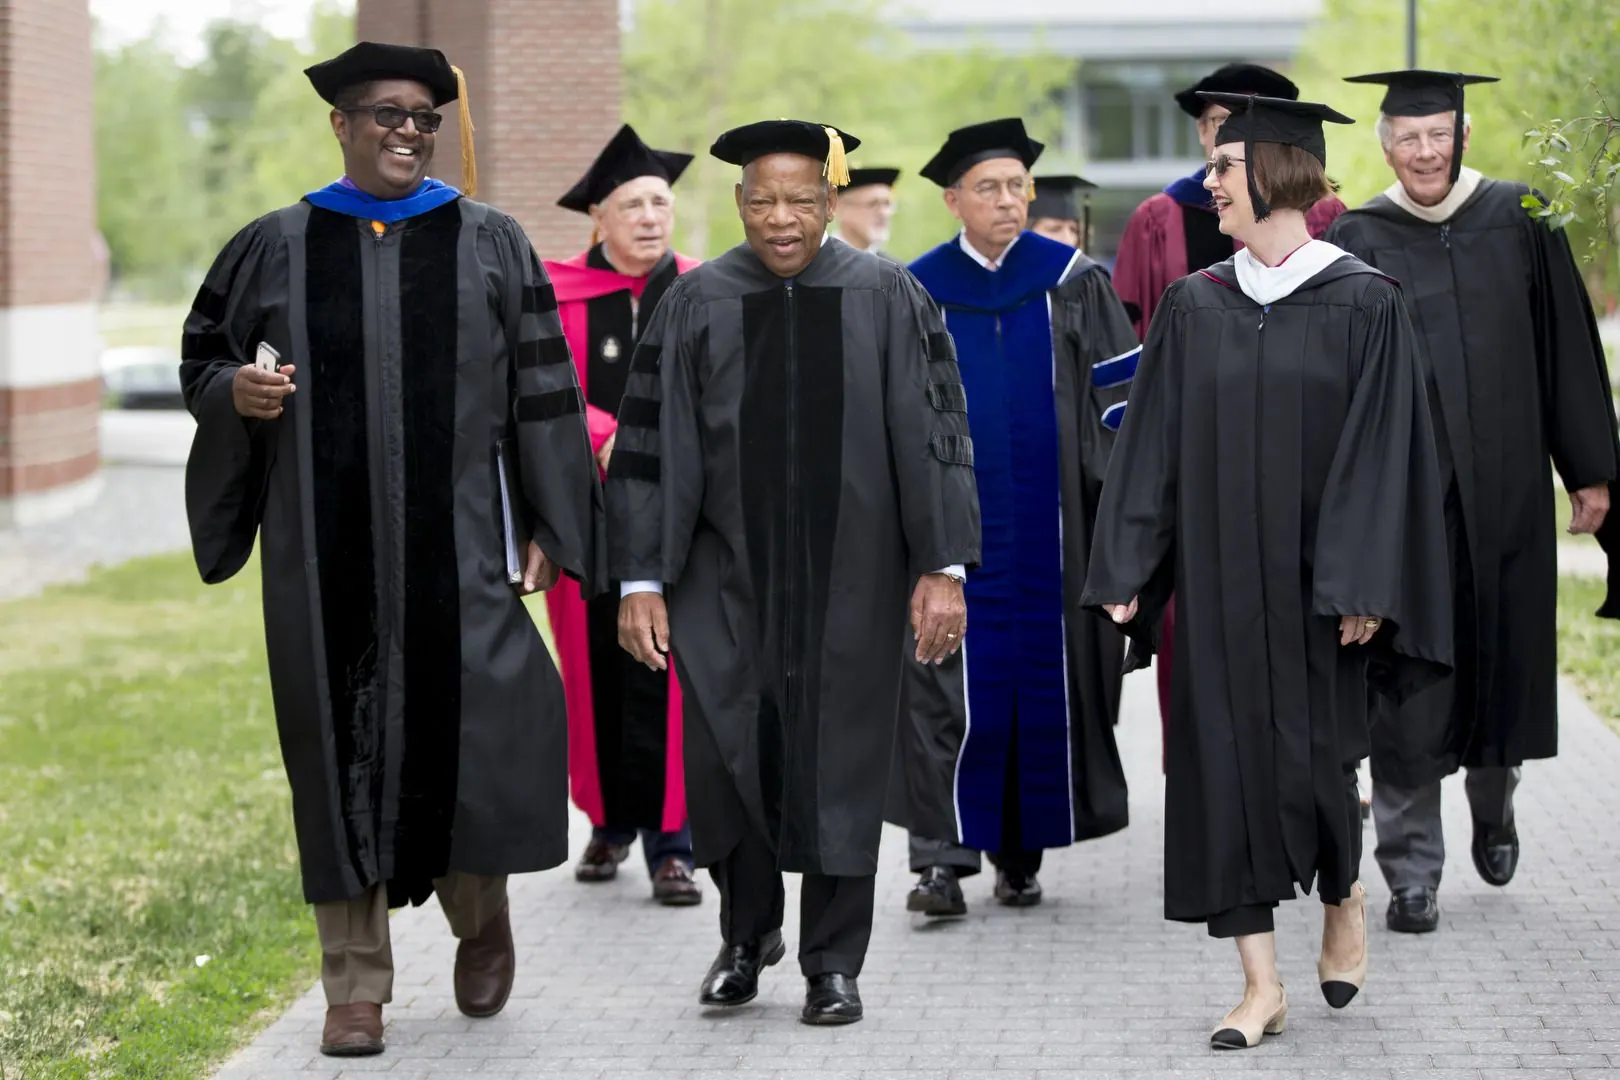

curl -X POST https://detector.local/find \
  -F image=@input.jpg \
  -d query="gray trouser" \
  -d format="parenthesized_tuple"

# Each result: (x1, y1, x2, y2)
(1372, 766, 1520, 891)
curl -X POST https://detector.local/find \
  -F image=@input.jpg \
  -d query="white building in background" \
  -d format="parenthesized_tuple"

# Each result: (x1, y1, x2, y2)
(891, 0, 1324, 256)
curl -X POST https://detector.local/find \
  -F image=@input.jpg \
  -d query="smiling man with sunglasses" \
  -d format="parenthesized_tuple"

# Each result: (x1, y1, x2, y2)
(178, 42, 601, 1058)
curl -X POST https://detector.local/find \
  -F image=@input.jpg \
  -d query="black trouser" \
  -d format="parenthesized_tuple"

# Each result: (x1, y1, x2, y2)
(709, 826, 876, 977)
(1206, 765, 1363, 939)
(987, 708, 1044, 876)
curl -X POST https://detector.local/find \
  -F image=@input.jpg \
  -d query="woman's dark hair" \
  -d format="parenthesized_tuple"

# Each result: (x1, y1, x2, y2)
(1250, 142, 1340, 212)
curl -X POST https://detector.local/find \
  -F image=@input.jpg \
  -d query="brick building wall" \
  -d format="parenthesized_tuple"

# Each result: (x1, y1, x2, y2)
(0, 0, 100, 525)
(356, 0, 620, 259)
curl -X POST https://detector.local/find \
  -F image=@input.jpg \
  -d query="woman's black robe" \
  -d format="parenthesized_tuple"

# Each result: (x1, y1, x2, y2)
(1081, 254, 1453, 922)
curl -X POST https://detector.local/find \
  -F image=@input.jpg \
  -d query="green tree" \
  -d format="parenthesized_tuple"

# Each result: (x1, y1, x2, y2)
(1293, 0, 1620, 301)
(622, 0, 1076, 260)
(94, 23, 211, 299)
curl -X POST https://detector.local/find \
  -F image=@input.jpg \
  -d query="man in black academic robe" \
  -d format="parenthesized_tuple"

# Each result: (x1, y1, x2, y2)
(1326, 70, 1619, 934)
(892, 119, 1138, 918)
(180, 43, 600, 1057)
(609, 119, 981, 1026)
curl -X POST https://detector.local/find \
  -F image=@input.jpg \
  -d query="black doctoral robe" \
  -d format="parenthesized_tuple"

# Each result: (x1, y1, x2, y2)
(605, 238, 982, 877)
(1327, 181, 1620, 785)
(181, 199, 601, 905)
(1081, 255, 1454, 923)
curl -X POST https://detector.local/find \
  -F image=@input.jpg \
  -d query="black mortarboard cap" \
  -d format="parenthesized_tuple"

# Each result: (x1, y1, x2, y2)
(305, 41, 460, 107)
(1201, 92, 1354, 222)
(1343, 70, 1498, 183)
(709, 120, 860, 186)
(1174, 62, 1299, 118)
(843, 167, 901, 190)
(556, 124, 693, 214)
(919, 118, 1044, 188)
(1029, 174, 1097, 248)
(1029, 174, 1095, 221)
(305, 41, 481, 197)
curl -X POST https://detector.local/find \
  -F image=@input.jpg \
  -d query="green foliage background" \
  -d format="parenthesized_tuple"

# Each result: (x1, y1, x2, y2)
(1294, 0, 1620, 300)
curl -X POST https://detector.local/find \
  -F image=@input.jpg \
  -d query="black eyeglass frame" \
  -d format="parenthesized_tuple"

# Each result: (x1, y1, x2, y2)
(340, 104, 444, 134)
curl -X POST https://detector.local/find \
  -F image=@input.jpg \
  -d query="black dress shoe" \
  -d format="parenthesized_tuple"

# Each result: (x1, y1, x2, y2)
(906, 866, 967, 917)
(1471, 819, 1519, 887)
(994, 869, 1043, 907)
(801, 973, 862, 1025)
(1385, 886, 1439, 933)
(698, 930, 785, 1007)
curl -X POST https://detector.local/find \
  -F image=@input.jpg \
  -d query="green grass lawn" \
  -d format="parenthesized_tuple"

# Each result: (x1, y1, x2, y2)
(1557, 574, 1620, 736)
(0, 552, 553, 1078)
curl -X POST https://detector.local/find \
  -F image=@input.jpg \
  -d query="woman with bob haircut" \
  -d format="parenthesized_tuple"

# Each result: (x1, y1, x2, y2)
(1081, 93, 1455, 1050)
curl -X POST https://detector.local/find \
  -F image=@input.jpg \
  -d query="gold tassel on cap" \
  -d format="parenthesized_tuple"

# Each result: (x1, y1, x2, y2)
(822, 126, 850, 188)
(452, 64, 478, 199)
(1026, 178, 1037, 203)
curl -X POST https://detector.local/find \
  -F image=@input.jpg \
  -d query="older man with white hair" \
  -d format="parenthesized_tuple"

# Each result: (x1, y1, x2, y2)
(1326, 69, 1620, 936)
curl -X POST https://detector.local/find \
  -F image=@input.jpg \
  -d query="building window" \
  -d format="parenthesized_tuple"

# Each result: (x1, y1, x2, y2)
(1081, 62, 1233, 163)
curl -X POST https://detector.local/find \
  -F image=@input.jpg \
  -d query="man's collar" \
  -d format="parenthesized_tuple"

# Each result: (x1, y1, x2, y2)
(1383, 166, 1485, 224)
(958, 230, 1019, 270)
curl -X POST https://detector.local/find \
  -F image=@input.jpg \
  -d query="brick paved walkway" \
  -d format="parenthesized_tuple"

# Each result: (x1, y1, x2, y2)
(213, 672, 1620, 1079)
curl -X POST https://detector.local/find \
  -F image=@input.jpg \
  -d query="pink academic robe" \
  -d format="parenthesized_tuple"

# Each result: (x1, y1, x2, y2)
(1111, 189, 1347, 771)
(542, 248, 700, 831)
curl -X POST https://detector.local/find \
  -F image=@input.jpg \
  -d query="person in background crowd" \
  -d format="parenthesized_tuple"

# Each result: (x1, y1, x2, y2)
(545, 123, 703, 906)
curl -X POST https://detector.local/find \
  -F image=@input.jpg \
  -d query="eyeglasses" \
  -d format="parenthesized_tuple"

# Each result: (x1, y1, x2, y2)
(965, 178, 1030, 201)
(341, 104, 443, 134)
(1205, 153, 1246, 178)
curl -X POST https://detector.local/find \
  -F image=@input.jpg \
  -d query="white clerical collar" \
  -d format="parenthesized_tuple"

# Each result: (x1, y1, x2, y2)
(1384, 166, 1484, 224)
(1232, 239, 1348, 306)
(959, 230, 1019, 271)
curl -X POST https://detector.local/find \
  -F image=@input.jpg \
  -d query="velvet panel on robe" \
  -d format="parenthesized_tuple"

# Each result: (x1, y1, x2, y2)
(1112, 178, 1347, 774)
(891, 232, 1138, 853)
(1327, 181, 1620, 785)
(542, 245, 699, 833)
(180, 199, 602, 905)
(1080, 256, 1453, 924)
(604, 239, 982, 876)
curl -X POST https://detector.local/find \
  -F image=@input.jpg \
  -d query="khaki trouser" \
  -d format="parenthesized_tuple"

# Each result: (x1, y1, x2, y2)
(313, 873, 507, 1006)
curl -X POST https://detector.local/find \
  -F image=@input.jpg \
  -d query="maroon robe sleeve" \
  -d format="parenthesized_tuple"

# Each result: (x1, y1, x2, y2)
(1307, 196, 1348, 239)
(1111, 194, 1186, 342)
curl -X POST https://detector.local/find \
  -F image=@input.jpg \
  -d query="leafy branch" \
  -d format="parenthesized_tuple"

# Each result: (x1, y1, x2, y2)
(1523, 84, 1620, 260)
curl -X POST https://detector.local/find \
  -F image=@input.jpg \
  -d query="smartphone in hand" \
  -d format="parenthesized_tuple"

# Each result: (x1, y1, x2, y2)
(254, 341, 281, 373)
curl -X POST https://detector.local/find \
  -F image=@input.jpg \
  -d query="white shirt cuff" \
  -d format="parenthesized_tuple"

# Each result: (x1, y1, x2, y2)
(936, 564, 965, 579)
(620, 580, 663, 598)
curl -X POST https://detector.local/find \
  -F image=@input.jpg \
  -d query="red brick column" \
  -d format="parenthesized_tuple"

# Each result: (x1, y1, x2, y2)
(0, 0, 100, 526)
(356, 0, 621, 258)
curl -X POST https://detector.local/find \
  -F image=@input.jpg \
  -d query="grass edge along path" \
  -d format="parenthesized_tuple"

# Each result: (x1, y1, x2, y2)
(0, 550, 553, 1079)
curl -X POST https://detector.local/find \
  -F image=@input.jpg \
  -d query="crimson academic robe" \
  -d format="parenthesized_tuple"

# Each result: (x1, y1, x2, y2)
(1112, 172, 1346, 771)
(181, 193, 601, 905)
(1327, 179, 1620, 785)
(1082, 254, 1453, 924)
(542, 245, 699, 833)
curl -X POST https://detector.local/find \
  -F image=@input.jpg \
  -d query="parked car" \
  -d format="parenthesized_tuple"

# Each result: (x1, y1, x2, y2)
(101, 346, 185, 411)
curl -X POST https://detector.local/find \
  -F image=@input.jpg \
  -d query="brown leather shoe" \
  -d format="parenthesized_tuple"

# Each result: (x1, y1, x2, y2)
(319, 1002, 384, 1056)
(574, 838, 632, 882)
(454, 903, 515, 1018)
(651, 856, 702, 906)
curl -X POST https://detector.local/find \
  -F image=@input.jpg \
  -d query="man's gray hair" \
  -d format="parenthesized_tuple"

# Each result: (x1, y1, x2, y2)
(1376, 111, 1471, 149)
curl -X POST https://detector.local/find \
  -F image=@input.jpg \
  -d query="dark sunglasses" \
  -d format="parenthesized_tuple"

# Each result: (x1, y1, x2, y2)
(1205, 153, 1246, 178)
(342, 104, 443, 134)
